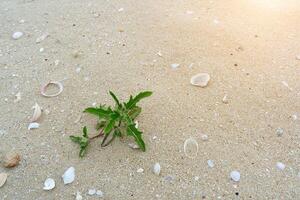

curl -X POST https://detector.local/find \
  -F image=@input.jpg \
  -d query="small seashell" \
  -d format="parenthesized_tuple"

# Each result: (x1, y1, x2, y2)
(222, 94, 228, 104)
(62, 167, 75, 184)
(28, 122, 40, 130)
(39, 48, 44, 52)
(30, 103, 42, 122)
(171, 63, 180, 69)
(190, 73, 210, 87)
(3, 152, 21, 168)
(12, 31, 23, 40)
(118, 8, 124, 12)
(230, 171, 240, 182)
(43, 178, 55, 190)
(276, 162, 285, 170)
(96, 190, 104, 197)
(157, 51, 162, 57)
(183, 137, 198, 159)
(153, 163, 161, 175)
(0, 173, 8, 188)
(88, 188, 96, 195)
(36, 33, 49, 43)
(137, 168, 144, 173)
(75, 191, 83, 200)
(41, 81, 63, 97)
(276, 128, 284, 137)
(128, 143, 139, 149)
(201, 134, 208, 141)
(207, 160, 214, 168)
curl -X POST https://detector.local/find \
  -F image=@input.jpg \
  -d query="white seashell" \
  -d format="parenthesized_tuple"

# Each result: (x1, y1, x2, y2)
(222, 94, 228, 104)
(153, 163, 161, 175)
(201, 134, 208, 141)
(207, 160, 215, 168)
(137, 168, 144, 173)
(118, 8, 124, 12)
(0, 173, 8, 188)
(171, 63, 180, 69)
(230, 171, 240, 182)
(88, 188, 96, 195)
(28, 122, 40, 130)
(276, 162, 285, 170)
(31, 103, 42, 122)
(62, 167, 75, 184)
(36, 33, 49, 43)
(183, 137, 198, 159)
(190, 73, 210, 87)
(41, 81, 63, 97)
(43, 178, 55, 190)
(96, 190, 104, 197)
(39, 48, 44, 52)
(12, 32, 23, 40)
(75, 191, 83, 200)
(128, 143, 139, 149)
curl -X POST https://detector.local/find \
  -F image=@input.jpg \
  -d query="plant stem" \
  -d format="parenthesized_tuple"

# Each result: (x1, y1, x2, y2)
(89, 129, 104, 140)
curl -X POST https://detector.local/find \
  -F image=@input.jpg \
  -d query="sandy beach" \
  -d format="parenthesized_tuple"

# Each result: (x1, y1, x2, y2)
(0, 0, 299, 199)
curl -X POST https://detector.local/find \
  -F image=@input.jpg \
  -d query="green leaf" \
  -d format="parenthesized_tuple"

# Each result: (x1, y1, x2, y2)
(104, 119, 116, 134)
(96, 121, 106, 130)
(70, 136, 81, 144)
(113, 129, 122, 137)
(128, 106, 142, 120)
(127, 124, 145, 151)
(79, 148, 86, 157)
(82, 126, 88, 138)
(109, 91, 121, 107)
(125, 91, 152, 109)
(84, 106, 112, 119)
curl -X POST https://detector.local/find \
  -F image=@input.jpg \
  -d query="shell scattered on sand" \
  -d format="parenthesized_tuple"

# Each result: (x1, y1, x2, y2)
(190, 73, 210, 87)
(276, 162, 285, 170)
(41, 81, 63, 97)
(183, 137, 199, 159)
(0, 173, 8, 188)
(153, 163, 161, 176)
(62, 167, 75, 184)
(12, 31, 23, 40)
(170, 63, 180, 69)
(31, 103, 42, 122)
(3, 152, 21, 168)
(230, 171, 240, 182)
(137, 168, 144, 173)
(28, 122, 40, 130)
(222, 94, 229, 104)
(43, 178, 55, 191)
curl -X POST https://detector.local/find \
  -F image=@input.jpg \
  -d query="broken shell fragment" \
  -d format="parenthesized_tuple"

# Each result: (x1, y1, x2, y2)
(230, 170, 240, 182)
(41, 81, 63, 97)
(62, 167, 75, 184)
(128, 143, 139, 149)
(76, 191, 83, 200)
(36, 33, 49, 43)
(43, 178, 55, 190)
(190, 73, 210, 87)
(183, 138, 199, 159)
(3, 152, 21, 168)
(0, 173, 8, 188)
(28, 122, 40, 130)
(153, 163, 161, 175)
(31, 103, 42, 122)
(12, 31, 23, 40)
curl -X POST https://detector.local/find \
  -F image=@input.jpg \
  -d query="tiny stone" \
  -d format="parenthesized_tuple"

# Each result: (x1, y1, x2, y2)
(152, 136, 157, 140)
(222, 94, 228, 104)
(207, 160, 214, 168)
(276, 162, 285, 170)
(201, 134, 208, 141)
(128, 143, 139, 149)
(230, 171, 240, 182)
(157, 51, 162, 57)
(39, 48, 44, 52)
(12, 32, 23, 40)
(118, 8, 124, 12)
(276, 128, 284, 137)
(292, 114, 297, 121)
(76, 67, 81, 73)
(137, 168, 144, 173)
(171, 63, 180, 69)
(96, 190, 104, 197)
(54, 60, 60, 66)
(194, 176, 200, 181)
(88, 188, 96, 195)
(76, 192, 83, 200)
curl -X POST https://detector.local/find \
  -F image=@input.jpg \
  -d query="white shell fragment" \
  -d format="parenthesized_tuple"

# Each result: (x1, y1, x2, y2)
(36, 33, 49, 43)
(207, 160, 215, 168)
(190, 73, 210, 87)
(276, 162, 285, 171)
(88, 188, 96, 195)
(153, 163, 161, 176)
(222, 94, 228, 104)
(230, 171, 240, 182)
(171, 63, 180, 69)
(28, 122, 40, 130)
(31, 103, 42, 122)
(128, 143, 139, 149)
(96, 190, 104, 197)
(276, 128, 284, 137)
(76, 191, 83, 200)
(183, 138, 199, 159)
(12, 31, 23, 40)
(137, 168, 144, 173)
(62, 167, 75, 184)
(0, 173, 8, 188)
(43, 178, 55, 191)
(201, 134, 208, 141)
(41, 81, 63, 97)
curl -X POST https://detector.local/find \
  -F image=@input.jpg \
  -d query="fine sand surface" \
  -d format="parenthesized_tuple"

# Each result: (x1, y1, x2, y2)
(0, 0, 300, 199)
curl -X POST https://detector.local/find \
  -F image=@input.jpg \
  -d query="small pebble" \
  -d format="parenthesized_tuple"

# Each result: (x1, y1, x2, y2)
(222, 94, 228, 104)
(76, 67, 81, 73)
(96, 190, 104, 197)
(12, 32, 23, 40)
(207, 160, 214, 168)
(128, 143, 139, 149)
(118, 8, 124, 12)
(39, 48, 44, 52)
(292, 114, 297, 121)
(190, 73, 210, 87)
(3, 151, 21, 168)
(276, 128, 284, 137)
(276, 162, 285, 170)
(201, 134, 208, 141)
(137, 168, 144, 173)
(194, 176, 200, 181)
(230, 171, 240, 182)
(88, 188, 96, 195)
(171, 63, 180, 69)
(28, 122, 40, 130)
(153, 163, 161, 175)
(75, 191, 83, 200)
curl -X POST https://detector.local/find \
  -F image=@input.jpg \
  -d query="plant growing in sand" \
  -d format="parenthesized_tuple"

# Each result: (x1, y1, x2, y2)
(70, 91, 153, 157)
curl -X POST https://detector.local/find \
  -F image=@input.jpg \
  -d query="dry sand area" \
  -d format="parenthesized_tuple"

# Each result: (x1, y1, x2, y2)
(0, 0, 300, 199)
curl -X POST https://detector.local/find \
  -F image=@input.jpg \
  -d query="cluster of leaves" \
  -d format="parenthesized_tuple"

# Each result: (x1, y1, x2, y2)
(70, 91, 152, 157)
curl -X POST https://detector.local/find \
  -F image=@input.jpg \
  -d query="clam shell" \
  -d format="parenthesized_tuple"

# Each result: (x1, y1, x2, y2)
(43, 178, 55, 190)
(0, 173, 8, 188)
(31, 103, 42, 122)
(190, 73, 210, 87)
(230, 171, 240, 182)
(62, 167, 75, 184)
(183, 138, 198, 159)
(3, 152, 21, 168)
(28, 122, 40, 130)
(41, 81, 63, 97)
(153, 163, 161, 175)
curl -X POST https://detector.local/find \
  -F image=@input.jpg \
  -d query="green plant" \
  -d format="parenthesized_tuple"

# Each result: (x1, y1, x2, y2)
(70, 90, 153, 157)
